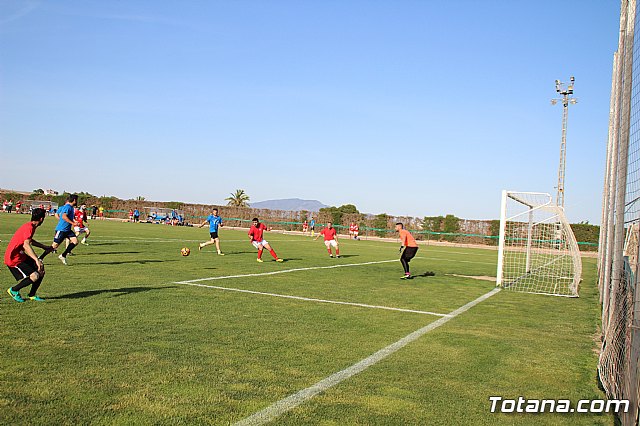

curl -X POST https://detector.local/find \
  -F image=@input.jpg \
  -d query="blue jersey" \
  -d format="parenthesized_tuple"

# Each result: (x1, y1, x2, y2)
(310, 219, 315, 227)
(133, 209, 139, 216)
(55, 204, 75, 232)
(207, 215, 223, 232)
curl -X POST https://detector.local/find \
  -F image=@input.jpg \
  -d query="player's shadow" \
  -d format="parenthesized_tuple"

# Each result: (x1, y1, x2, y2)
(48, 286, 177, 299)
(71, 251, 141, 256)
(412, 271, 436, 278)
(335, 254, 358, 258)
(82, 259, 176, 265)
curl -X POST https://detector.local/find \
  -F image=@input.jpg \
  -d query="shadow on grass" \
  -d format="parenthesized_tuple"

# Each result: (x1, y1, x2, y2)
(334, 254, 358, 258)
(69, 251, 142, 256)
(412, 271, 436, 279)
(81, 259, 177, 265)
(48, 286, 177, 299)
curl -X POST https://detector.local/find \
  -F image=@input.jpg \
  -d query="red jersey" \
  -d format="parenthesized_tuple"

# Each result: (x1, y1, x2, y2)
(349, 224, 359, 232)
(74, 210, 86, 227)
(248, 223, 267, 242)
(4, 222, 36, 267)
(399, 229, 418, 248)
(320, 227, 337, 241)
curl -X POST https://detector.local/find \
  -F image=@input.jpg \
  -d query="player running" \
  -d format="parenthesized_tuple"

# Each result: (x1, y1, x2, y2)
(40, 194, 79, 265)
(396, 222, 419, 279)
(198, 208, 225, 255)
(74, 205, 91, 245)
(5, 208, 53, 302)
(248, 218, 284, 262)
(315, 221, 340, 258)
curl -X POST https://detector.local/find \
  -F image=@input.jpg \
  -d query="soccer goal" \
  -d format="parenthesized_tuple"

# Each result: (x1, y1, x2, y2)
(496, 191, 581, 297)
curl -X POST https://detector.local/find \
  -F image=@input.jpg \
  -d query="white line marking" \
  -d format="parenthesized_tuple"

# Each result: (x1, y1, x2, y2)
(174, 259, 401, 284)
(176, 282, 451, 317)
(233, 287, 502, 426)
(428, 256, 495, 266)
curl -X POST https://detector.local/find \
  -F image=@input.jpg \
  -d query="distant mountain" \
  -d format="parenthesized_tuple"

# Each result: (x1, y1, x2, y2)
(249, 198, 328, 212)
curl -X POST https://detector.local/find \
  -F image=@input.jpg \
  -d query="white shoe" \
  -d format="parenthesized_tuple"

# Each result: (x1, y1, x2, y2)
(81, 240, 89, 245)
(58, 254, 68, 265)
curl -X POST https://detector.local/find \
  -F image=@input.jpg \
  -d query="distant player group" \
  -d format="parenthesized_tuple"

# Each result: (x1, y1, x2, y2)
(4, 197, 420, 302)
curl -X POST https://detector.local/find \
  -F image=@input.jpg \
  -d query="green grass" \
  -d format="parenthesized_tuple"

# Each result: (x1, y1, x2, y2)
(0, 214, 608, 424)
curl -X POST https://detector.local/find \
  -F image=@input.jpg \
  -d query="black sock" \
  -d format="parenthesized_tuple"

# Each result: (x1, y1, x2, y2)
(13, 277, 33, 292)
(62, 243, 76, 257)
(27, 278, 43, 297)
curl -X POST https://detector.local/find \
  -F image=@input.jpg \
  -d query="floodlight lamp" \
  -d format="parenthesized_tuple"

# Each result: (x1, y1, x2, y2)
(570, 99, 577, 104)
(570, 76, 575, 82)
(551, 99, 558, 105)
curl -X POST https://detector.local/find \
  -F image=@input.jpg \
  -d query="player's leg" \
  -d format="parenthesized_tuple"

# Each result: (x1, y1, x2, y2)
(400, 247, 418, 279)
(81, 227, 90, 245)
(324, 240, 333, 257)
(199, 232, 217, 250)
(214, 238, 224, 255)
(334, 240, 340, 257)
(7, 260, 42, 302)
(60, 232, 79, 262)
(262, 242, 283, 261)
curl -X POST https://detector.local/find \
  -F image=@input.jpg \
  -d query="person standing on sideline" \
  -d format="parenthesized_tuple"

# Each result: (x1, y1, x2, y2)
(315, 222, 340, 258)
(133, 207, 140, 223)
(396, 222, 419, 279)
(41, 194, 79, 265)
(5, 208, 52, 302)
(248, 218, 284, 262)
(198, 208, 225, 255)
(309, 217, 316, 237)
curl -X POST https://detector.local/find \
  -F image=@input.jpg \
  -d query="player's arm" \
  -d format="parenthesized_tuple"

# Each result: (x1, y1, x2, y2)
(198, 220, 208, 228)
(23, 239, 45, 273)
(61, 211, 74, 226)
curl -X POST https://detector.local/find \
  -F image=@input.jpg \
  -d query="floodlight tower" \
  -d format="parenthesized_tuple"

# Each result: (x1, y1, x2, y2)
(551, 76, 578, 208)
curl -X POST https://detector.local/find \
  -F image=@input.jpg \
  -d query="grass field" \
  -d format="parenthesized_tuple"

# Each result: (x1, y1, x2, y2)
(0, 214, 609, 425)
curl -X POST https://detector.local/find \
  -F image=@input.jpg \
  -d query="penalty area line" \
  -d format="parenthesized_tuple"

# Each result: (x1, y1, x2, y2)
(233, 287, 501, 426)
(175, 282, 451, 317)
(174, 259, 400, 284)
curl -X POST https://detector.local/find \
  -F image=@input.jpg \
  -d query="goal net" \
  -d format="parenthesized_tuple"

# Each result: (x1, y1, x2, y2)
(496, 191, 581, 297)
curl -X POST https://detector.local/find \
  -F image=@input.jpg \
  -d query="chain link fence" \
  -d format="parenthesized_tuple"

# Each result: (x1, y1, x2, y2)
(598, 1, 640, 424)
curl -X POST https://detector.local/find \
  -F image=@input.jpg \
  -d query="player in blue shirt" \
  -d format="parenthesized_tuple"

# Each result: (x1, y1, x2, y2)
(310, 218, 316, 237)
(198, 208, 225, 255)
(40, 194, 79, 265)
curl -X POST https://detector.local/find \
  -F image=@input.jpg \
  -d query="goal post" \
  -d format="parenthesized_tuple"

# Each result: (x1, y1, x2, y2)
(496, 190, 581, 297)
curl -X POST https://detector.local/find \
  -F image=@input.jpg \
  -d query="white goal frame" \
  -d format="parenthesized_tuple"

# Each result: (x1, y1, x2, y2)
(496, 190, 581, 297)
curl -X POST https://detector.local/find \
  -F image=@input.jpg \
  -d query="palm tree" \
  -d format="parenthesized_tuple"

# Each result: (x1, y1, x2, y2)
(225, 189, 250, 207)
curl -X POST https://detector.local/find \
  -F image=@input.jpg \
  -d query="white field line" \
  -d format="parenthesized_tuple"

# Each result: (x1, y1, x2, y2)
(176, 282, 450, 317)
(174, 259, 403, 284)
(234, 287, 502, 426)
(427, 256, 495, 266)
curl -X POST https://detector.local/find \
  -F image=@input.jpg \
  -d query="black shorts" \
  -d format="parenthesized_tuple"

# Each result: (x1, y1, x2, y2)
(54, 229, 77, 244)
(402, 246, 419, 261)
(8, 258, 38, 281)
(210, 232, 219, 239)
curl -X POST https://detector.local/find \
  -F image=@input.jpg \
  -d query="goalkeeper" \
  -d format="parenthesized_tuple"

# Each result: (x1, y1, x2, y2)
(395, 222, 419, 280)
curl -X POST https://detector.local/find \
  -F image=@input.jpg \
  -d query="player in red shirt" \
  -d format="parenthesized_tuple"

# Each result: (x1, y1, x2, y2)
(4, 208, 52, 302)
(349, 222, 360, 240)
(248, 218, 284, 263)
(396, 222, 419, 279)
(74, 205, 91, 245)
(315, 221, 340, 258)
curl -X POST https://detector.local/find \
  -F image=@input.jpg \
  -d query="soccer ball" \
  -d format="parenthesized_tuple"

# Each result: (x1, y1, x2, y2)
(181, 247, 190, 256)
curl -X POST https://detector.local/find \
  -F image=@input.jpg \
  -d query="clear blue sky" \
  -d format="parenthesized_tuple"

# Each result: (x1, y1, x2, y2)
(0, 0, 620, 224)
